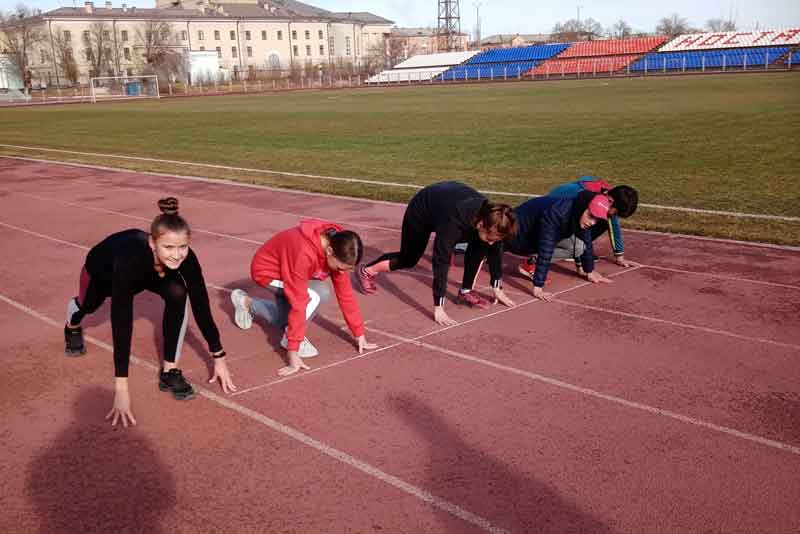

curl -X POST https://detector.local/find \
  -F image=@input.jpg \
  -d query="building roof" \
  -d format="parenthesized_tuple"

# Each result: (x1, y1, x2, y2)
(480, 33, 551, 45)
(29, 1, 391, 24)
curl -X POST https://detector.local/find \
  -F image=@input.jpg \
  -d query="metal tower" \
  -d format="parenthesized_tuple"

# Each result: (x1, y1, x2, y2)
(437, 0, 462, 52)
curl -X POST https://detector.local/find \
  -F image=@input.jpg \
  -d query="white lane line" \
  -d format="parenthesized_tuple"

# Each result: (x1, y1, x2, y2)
(0, 220, 91, 250)
(0, 292, 509, 534)
(625, 228, 800, 252)
(552, 299, 800, 351)
(2, 149, 800, 223)
(5, 190, 264, 246)
(358, 324, 800, 457)
(638, 264, 800, 291)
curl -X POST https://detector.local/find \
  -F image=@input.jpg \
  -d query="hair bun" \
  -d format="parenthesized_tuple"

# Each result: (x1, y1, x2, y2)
(157, 197, 179, 215)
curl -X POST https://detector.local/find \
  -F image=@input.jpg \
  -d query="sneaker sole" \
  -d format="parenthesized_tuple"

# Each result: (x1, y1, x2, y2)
(158, 383, 195, 400)
(355, 271, 377, 295)
(517, 266, 534, 280)
(231, 290, 253, 330)
(65, 347, 87, 357)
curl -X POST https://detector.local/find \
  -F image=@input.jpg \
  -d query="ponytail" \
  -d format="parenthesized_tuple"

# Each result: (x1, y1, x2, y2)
(150, 197, 190, 239)
(326, 228, 363, 266)
(473, 201, 517, 239)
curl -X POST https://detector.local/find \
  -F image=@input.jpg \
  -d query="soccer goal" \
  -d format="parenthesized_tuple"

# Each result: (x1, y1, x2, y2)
(89, 75, 160, 103)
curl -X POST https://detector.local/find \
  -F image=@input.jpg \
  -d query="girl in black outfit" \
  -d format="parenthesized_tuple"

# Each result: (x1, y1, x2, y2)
(64, 198, 236, 427)
(356, 182, 517, 326)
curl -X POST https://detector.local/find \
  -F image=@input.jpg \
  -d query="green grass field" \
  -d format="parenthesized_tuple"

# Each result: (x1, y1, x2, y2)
(1, 73, 799, 244)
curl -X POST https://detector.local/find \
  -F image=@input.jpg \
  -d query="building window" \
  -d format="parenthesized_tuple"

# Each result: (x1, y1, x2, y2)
(103, 30, 110, 40)
(64, 30, 71, 42)
(291, 30, 297, 40)
(231, 46, 237, 58)
(305, 45, 311, 56)
(214, 30, 220, 40)
(304, 30, 310, 40)
(120, 30, 128, 41)
(104, 47, 111, 59)
(261, 30, 267, 40)
(345, 36, 351, 56)
(277, 30, 283, 40)
(230, 30, 236, 40)
(124, 47, 131, 60)
(328, 35, 334, 55)
(181, 30, 187, 41)
(65, 48, 73, 59)
(247, 46, 253, 58)
(292, 45, 298, 57)
(245, 31, 251, 41)
(126, 68, 133, 76)
(83, 30, 90, 43)
(199, 46, 205, 51)
(318, 30, 323, 39)
(198, 30, 204, 41)
(216, 46, 222, 58)
(85, 48, 93, 61)
(40, 49, 46, 64)
(319, 45, 324, 56)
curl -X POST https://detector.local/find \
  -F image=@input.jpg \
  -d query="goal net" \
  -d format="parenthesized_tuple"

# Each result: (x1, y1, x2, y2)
(89, 75, 160, 103)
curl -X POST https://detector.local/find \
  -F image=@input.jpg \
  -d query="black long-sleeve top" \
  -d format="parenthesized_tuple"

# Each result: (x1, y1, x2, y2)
(409, 182, 504, 306)
(85, 229, 222, 377)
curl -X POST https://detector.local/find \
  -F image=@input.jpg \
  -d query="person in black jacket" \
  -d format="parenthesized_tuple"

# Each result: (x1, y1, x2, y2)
(466, 190, 613, 302)
(63, 198, 236, 427)
(356, 182, 517, 326)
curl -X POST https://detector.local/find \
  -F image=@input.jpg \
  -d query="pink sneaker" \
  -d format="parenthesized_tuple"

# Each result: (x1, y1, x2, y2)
(457, 291, 490, 309)
(356, 265, 377, 295)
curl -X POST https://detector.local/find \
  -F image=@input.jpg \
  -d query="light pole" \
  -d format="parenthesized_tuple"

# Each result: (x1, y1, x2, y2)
(474, 1, 482, 50)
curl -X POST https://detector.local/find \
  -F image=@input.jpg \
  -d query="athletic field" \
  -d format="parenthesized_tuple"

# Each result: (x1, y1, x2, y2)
(1, 73, 798, 244)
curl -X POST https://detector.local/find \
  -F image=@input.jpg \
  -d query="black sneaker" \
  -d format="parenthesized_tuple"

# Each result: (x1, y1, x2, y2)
(64, 325, 86, 356)
(158, 369, 195, 400)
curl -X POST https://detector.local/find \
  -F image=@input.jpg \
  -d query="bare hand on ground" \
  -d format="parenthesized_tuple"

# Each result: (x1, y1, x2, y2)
(533, 286, 553, 302)
(277, 351, 310, 377)
(209, 357, 237, 393)
(106, 382, 136, 427)
(493, 287, 515, 307)
(356, 335, 378, 354)
(586, 271, 613, 283)
(434, 306, 458, 326)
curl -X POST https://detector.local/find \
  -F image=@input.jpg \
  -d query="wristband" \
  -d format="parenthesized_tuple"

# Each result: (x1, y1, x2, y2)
(212, 350, 227, 359)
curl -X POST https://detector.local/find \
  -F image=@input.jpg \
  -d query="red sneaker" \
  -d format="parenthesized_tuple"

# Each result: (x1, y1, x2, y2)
(517, 257, 535, 280)
(356, 265, 377, 295)
(457, 291, 490, 309)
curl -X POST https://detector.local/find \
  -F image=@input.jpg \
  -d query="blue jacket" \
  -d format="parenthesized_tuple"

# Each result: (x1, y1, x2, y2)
(508, 194, 594, 288)
(549, 176, 625, 255)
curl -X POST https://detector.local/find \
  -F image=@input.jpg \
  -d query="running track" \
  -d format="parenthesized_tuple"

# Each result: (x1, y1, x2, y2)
(0, 157, 798, 534)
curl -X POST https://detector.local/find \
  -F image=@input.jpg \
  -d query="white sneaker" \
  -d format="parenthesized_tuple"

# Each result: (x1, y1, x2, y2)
(280, 333, 319, 358)
(454, 242, 468, 254)
(230, 289, 253, 330)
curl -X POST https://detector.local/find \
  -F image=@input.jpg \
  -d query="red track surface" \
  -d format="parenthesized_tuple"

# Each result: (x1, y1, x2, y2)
(1, 157, 798, 534)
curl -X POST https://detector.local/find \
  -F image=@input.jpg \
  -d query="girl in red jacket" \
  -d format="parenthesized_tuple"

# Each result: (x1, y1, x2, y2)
(231, 219, 378, 376)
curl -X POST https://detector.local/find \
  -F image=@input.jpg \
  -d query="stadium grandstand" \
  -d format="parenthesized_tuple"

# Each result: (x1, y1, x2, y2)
(367, 51, 478, 83)
(350, 28, 800, 86)
(630, 28, 800, 73)
(435, 44, 568, 81)
(528, 36, 667, 77)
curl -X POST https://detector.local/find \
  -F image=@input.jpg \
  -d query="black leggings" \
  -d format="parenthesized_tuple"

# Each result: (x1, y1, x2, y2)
(70, 268, 190, 368)
(365, 212, 432, 272)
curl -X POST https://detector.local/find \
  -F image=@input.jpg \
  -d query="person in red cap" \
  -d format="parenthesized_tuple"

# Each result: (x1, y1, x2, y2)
(230, 219, 378, 376)
(462, 191, 613, 301)
(516, 177, 638, 280)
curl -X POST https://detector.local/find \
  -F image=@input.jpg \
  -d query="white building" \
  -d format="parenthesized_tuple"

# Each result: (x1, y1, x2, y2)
(0, 0, 393, 86)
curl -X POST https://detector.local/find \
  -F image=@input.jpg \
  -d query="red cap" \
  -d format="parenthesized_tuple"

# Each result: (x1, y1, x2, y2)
(588, 195, 612, 219)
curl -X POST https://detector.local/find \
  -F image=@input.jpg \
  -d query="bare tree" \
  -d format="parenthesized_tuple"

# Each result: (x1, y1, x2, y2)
(705, 18, 737, 32)
(51, 28, 79, 85)
(85, 21, 118, 78)
(656, 14, 694, 37)
(552, 18, 604, 42)
(0, 4, 46, 91)
(135, 20, 184, 82)
(609, 19, 633, 39)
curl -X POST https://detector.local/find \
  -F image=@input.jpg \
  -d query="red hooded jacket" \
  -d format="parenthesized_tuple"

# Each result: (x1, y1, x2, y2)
(250, 219, 365, 351)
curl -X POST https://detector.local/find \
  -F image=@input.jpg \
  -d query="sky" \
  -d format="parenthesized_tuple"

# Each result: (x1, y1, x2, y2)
(3, 0, 799, 38)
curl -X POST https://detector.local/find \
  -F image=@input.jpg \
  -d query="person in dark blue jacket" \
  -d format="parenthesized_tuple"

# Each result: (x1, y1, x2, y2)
(518, 177, 638, 279)
(463, 191, 613, 301)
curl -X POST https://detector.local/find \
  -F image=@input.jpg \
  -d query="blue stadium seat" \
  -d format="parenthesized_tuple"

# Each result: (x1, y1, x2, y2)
(629, 46, 789, 72)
